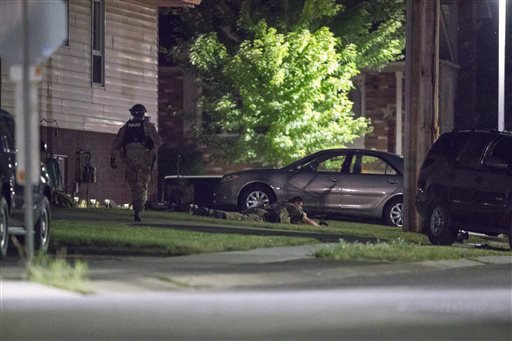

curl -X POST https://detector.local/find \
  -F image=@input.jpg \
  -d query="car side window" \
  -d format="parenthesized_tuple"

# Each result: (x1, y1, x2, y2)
(456, 134, 491, 169)
(316, 154, 347, 173)
(486, 138, 512, 164)
(349, 154, 397, 175)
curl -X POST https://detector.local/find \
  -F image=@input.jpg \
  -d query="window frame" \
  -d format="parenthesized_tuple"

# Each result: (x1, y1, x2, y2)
(63, 0, 70, 47)
(91, 0, 105, 87)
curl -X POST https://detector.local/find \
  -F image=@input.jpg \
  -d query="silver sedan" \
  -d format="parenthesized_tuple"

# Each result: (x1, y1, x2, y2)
(213, 149, 404, 227)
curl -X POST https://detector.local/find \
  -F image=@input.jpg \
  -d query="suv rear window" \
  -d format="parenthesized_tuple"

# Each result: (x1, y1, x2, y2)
(428, 133, 468, 160)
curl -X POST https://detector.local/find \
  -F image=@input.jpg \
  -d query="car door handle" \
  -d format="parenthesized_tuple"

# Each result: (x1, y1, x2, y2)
(474, 176, 482, 184)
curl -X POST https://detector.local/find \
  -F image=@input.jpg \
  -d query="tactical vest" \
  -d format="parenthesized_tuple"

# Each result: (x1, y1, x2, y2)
(124, 119, 145, 145)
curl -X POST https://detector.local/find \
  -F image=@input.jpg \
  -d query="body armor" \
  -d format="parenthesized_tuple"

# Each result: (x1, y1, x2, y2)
(124, 119, 145, 144)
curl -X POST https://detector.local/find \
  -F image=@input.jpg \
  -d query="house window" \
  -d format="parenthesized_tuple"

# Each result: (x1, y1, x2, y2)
(91, 0, 104, 86)
(48, 155, 68, 193)
(63, 0, 70, 47)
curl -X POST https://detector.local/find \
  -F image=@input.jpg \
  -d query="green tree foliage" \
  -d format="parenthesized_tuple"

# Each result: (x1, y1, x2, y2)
(161, 0, 405, 165)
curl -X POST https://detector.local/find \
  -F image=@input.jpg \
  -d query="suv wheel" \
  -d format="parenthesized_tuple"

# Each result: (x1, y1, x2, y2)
(35, 197, 51, 252)
(383, 197, 403, 227)
(426, 205, 456, 246)
(0, 197, 9, 258)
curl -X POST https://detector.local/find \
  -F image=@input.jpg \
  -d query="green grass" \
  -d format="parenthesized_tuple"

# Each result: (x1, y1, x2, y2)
(59, 208, 430, 243)
(26, 251, 90, 293)
(52, 208, 511, 261)
(52, 220, 318, 256)
(315, 238, 512, 263)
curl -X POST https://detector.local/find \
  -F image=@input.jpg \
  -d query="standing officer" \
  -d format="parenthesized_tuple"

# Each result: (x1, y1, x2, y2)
(110, 104, 162, 221)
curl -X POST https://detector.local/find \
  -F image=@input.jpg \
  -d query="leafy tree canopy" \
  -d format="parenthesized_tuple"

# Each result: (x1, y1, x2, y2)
(160, 0, 405, 165)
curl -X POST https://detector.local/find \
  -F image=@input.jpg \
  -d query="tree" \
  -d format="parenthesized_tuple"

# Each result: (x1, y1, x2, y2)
(161, 0, 405, 165)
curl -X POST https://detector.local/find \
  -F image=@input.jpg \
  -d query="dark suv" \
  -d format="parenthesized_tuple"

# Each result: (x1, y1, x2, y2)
(416, 130, 512, 248)
(0, 109, 53, 259)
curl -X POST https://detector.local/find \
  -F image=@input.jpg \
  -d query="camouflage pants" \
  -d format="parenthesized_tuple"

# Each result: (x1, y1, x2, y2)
(122, 144, 154, 214)
(223, 207, 268, 222)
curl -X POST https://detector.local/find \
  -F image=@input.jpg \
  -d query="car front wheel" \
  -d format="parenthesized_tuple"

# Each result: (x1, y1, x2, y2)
(34, 197, 51, 252)
(426, 205, 456, 246)
(0, 197, 9, 259)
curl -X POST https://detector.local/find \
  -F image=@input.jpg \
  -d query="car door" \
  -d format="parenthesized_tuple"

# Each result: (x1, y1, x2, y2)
(448, 133, 493, 224)
(285, 151, 349, 211)
(338, 152, 402, 214)
(474, 137, 512, 230)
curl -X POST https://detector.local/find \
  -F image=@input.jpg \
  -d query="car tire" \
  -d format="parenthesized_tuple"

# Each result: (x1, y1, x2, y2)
(425, 205, 456, 246)
(0, 197, 9, 259)
(238, 185, 275, 210)
(34, 197, 51, 252)
(383, 197, 403, 227)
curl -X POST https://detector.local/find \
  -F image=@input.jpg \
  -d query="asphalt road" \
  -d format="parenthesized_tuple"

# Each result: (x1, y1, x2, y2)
(2, 286, 510, 340)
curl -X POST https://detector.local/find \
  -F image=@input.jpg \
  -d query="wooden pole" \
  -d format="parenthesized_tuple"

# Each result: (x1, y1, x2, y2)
(403, 0, 440, 232)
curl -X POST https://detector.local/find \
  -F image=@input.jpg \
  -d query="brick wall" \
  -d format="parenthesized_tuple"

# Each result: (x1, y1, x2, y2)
(158, 67, 185, 149)
(364, 73, 397, 152)
(41, 126, 159, 207)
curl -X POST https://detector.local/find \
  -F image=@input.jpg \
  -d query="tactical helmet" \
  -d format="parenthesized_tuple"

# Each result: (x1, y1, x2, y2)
(129, 104, 147, 117)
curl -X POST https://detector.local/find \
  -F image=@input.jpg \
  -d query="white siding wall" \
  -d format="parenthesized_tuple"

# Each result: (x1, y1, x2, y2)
(1, 0, 158, 134)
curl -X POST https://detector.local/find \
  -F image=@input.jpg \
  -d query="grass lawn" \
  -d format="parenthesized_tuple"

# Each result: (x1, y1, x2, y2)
(315, 238, 511, 263)
(52, 220, 318, 256)
(52, 208, 512, 261)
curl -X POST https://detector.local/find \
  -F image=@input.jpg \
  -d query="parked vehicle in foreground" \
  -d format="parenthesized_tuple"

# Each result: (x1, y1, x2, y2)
(214, 149, 404, 227)
(416, 130, 512, 249)
(0, 109, 53, 259)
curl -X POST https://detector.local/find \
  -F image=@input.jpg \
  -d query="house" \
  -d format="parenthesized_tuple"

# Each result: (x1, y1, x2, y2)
(0, 0, 200, 207)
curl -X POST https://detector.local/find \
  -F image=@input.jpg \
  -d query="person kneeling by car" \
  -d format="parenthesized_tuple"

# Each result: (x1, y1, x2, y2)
(191, 196, 327, 226)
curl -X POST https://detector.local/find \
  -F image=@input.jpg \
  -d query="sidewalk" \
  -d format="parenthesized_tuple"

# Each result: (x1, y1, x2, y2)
(2, 243, 511, 297)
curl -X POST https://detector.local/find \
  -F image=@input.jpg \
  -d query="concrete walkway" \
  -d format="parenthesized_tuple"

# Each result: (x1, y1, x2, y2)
(2, 243, 511, 296)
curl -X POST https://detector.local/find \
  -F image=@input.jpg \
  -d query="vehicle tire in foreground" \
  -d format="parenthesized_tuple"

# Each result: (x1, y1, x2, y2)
(425, 205, 456, 245)
(238, 185, 275, 210)
(34, 197, 51, 252)
(383, 197, 403, 227)
(0, 197, 9, 259)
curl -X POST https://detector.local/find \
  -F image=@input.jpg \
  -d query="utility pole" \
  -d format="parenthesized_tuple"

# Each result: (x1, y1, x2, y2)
(403, 0, 440, 232)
